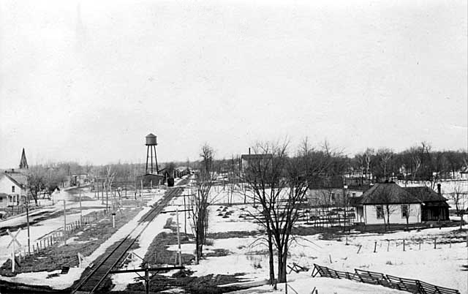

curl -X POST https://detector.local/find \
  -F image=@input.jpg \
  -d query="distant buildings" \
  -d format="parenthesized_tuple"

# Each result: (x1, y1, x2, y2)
(240, 153, 273, 174)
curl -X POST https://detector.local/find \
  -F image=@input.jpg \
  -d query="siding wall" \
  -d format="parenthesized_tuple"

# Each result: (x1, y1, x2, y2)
(0, 176, 23, 207)
(363, 203, 421, 225)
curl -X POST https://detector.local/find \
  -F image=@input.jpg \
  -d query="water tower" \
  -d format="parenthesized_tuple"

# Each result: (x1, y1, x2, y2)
(145, 133, 159, 175)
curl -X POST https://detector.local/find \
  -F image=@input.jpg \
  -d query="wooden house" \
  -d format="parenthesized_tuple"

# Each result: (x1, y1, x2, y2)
(0, 171, 28, 207)
(352, 183, 423, 225)
(352, 182, 450, 225)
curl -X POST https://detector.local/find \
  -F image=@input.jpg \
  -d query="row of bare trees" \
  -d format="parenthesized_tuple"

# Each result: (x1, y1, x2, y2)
(352, 143, 467, 183)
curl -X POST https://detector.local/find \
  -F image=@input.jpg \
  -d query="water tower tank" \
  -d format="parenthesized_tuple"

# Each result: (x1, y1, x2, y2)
(145, 133, 157, 146)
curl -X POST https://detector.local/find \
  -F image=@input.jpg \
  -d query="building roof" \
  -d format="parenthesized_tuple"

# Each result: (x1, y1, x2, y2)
(308, 176, 344, 190)
(349, 196, 363, 207)
(240, 154, 273, 160)
(403, 186, 449, 203)
(2, 172, 27, 188)
(359, 183, 422, 205)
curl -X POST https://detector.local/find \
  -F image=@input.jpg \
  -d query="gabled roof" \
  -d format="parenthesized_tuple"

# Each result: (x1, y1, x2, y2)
(2, 172, 27, 188)
(360, 183, 422, 205)
(403, 186, 448, 203)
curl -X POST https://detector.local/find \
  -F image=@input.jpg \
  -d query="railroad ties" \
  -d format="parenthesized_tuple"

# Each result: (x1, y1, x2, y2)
(72, 182, 188, 294)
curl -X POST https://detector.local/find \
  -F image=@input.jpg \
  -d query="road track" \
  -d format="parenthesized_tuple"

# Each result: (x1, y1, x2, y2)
(71, 179, 189, 293)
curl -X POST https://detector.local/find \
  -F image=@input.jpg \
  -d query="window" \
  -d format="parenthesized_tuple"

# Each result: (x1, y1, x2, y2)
(12, 186, 15, 193)
(376, 205, 384, 219)
(401, 205, 409, 219)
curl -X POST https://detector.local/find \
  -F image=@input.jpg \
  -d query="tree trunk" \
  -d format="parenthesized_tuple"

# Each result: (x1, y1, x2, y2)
(267, 229, 275, 286)
(277, 243, 288, 283)
(195, 233, 200, 264)
(385, 205, 391, 231)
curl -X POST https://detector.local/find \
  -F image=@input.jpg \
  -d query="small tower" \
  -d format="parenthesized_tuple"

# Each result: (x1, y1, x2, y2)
(19, 148, 28, 170)
(145, 133, 159, 175)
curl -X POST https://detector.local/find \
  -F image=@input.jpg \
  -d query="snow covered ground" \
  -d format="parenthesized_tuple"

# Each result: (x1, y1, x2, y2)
(167, 187, 468, 294)
(0, 188, 166, 289)
(0, 183, 466, 294)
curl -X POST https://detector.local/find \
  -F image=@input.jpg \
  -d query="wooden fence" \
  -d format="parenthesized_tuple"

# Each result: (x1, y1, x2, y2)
(19, 210, 108, 256)
(311, 263, 460, 294)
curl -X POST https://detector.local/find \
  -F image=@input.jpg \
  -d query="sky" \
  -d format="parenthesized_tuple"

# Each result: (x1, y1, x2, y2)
(0, 0, 467, 167)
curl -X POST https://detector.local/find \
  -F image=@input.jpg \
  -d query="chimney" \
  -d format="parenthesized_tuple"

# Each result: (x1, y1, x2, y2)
(249, 148, 251, 155)
(437, 183, 441, 195)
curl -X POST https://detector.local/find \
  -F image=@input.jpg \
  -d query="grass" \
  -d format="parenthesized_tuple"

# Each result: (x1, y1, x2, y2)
(0, 207, 144, 276)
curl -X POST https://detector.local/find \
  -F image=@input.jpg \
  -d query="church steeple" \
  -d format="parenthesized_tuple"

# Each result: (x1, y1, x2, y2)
(19, 148, 28, 169)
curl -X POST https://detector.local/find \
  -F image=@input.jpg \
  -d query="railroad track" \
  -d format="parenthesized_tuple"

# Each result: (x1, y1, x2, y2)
(71, 180, 189, 294)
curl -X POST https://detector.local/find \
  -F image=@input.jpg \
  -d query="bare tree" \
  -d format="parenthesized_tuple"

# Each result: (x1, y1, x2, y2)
(449, 182, 467, 213)
(375, 201, 398, 231)
(26, 166, 46, 206)
(376, 148, 394, 180)
(243, 141, 287, 286)
(243, 139, 336, 285)
(103, 166, 115, 212)
(191, 144, 217, 263)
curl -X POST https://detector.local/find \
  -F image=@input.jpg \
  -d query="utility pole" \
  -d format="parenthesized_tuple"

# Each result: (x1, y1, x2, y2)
(145, 263, 149, 294)
(106, 181, 109, 213)
(63, 200, 67, 245)
(25, 199, 30, 255)
(176, 207, 182, 266)
(343, 184, 348, 233)
(79, 188, 83, 224)
(183, 190, 187, 234)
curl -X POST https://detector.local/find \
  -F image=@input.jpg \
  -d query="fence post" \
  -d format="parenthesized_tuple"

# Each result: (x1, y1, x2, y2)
(387, 240, 390, 252)
(403, 239, 405, 252)
(357, 245, 362, 254)
(434, 238, 437, 249)
(373, 241, 377, 253)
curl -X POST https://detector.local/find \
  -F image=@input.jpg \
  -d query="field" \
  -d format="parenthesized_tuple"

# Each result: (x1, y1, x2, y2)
(0, 181, 466, 293)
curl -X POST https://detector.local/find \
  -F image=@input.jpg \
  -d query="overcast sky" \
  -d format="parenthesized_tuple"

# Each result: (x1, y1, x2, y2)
(0, 0, 466, 167)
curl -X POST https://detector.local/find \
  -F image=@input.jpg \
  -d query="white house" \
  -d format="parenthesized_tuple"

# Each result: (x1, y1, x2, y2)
(0, 171, 28, 208)
(352, 183, 423, 225)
